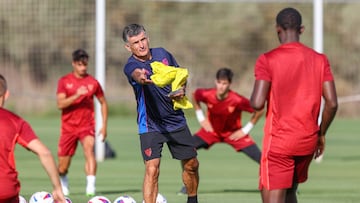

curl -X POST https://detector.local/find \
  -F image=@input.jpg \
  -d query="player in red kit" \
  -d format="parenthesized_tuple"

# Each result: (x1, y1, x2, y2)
(179, 68, 263, 194)
(0, 74, 66, 203)
(56, 49, 108, 197)
(250, 7, 338, 203)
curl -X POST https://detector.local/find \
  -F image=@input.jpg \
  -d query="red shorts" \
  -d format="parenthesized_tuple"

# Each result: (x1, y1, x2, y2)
(195, 128, 256, 151)
(259, 150, 313, 190)
(58, 127, 95, 156)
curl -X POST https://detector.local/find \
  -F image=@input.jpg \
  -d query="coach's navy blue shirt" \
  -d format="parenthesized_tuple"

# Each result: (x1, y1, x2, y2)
(124, 47, 187, 134)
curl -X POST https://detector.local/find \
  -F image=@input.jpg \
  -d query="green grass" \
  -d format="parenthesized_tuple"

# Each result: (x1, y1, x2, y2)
(15, 115, 360, 203)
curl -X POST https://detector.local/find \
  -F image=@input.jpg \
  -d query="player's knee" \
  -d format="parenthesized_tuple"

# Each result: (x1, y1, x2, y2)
(183, 158, 199, 173)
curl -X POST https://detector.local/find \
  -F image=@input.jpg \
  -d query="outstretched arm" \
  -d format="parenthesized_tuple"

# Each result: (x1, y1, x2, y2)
(131, 68, 153, 85)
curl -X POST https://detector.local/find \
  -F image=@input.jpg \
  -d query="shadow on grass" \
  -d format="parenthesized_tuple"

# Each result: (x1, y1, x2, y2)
(200, 189, 259, 194)
(71, 189, 142, 196)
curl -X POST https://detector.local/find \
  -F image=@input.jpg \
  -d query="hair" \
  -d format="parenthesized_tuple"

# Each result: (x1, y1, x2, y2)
(0, 74, 7, 97)
(122, 23, 146, 42)
(72, 49, 89, 63)
(216, 68, 234, 83)
(276, 7, 302, 32)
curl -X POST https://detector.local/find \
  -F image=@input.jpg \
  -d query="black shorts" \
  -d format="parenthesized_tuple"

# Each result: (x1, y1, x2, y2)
(140, 126, 197, 161)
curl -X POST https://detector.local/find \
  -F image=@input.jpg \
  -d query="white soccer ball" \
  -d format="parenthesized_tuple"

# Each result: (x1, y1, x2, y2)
(29, 191, 53, 203)
(113, 195, 136, 203)
(87, 196, 111, 203)
(19, 195, 27, 203)
(65, 197, 72, 203)
(142, 193, 167, 203)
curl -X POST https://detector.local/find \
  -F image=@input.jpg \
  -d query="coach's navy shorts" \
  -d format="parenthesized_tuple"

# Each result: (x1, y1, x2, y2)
(140, 125, 197, 161)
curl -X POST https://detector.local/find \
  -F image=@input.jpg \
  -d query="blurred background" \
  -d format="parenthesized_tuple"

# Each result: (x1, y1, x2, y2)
(0, 0, 359, 117)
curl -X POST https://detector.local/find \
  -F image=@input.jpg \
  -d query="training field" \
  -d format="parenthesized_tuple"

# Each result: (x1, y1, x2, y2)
(16, 115, 360, 203)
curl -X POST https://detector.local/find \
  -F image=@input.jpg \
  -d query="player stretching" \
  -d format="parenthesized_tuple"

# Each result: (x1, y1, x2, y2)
(56, 49, 108, 196)
(0, 74, 66, 203)
(250, 7, 338, 203)
(179, 67, 263, 194)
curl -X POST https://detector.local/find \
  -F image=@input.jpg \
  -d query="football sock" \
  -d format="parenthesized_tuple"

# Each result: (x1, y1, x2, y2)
(86, 175, 96, 195)
(187, 195, 198, 203)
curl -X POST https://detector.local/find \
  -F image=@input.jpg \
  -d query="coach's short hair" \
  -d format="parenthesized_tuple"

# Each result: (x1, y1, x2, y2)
(216, 68, 234, 83)
(122, 24, 146, 43)
(72, 49, 89, 63)
(276, 7, 302, 32)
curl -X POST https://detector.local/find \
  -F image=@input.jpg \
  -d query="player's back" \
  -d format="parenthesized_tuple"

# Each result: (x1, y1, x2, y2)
(263, 42, 330, 154)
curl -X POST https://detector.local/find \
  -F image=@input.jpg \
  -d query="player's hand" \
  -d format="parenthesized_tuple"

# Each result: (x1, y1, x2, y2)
(76, 86, 88, 96)
(133, 68, 153, 85)
(314, 135, 325, 159)
(200, 119, 214, 132)
(168, 87, 185, 101)
(52, 188, 67, 203)
(229, 129, 246, 141)
(98, 128, 107, 142)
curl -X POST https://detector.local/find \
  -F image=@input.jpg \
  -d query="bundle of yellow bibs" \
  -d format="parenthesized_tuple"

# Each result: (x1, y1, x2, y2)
(150, 61, 193, 110)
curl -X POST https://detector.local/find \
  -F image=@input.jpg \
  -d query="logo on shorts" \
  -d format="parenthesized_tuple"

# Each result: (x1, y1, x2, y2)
(144, 148, 152, 157)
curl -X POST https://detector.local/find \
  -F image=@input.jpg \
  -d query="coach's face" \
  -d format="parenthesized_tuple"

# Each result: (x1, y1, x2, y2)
(125, 31, 150, 61)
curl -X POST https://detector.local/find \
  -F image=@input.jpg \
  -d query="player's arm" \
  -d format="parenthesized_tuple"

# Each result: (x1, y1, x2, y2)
(229, 108, 264, 141)
(315, 81, 338, 158)
(97, 95, 108, 141)
(131, 68, 153, 85)
(192, 90, 213, 132)
(27, 139, 67, 203)
(250, 80, 270, 110)
(56, 86, 88, 109)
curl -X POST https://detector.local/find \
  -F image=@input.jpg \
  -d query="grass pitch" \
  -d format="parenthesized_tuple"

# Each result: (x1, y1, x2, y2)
(15, 115, 360, 203)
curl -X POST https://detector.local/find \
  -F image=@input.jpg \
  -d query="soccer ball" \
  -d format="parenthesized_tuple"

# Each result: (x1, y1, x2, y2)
(19, 195, 27, 203)
(65, 197, 72, 203)
(142, 193, 167, 203)
(87, 196, 111, 203)
(113, 195, 136, 203)
(29, 191, 53, 203)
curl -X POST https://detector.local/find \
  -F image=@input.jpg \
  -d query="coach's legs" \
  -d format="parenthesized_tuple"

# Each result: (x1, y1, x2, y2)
(182, 157, 199, 200)
(143, 158, 160, 203)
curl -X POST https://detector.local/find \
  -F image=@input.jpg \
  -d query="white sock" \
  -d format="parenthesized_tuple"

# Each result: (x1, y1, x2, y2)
(60, 175, 68, 187)
(86, 175, 96, 187)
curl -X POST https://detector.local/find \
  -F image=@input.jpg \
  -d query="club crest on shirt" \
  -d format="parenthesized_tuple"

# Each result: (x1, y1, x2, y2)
(144, 148, 152, 157)
(66, 83, 73, 89)
(228, 106, 235, 113)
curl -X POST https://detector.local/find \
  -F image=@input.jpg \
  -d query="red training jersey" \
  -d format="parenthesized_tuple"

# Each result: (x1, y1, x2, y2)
(0, 108, 37, 199)
(254, 42, 334, 155)
(57, 73, 104, 133)
(194, 88, 254, 135)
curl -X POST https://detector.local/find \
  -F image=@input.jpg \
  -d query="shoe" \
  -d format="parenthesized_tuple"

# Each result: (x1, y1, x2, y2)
(86, 185, 96, 197)
(62, 186, 70, 196)
(177, 186, 187, 195)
